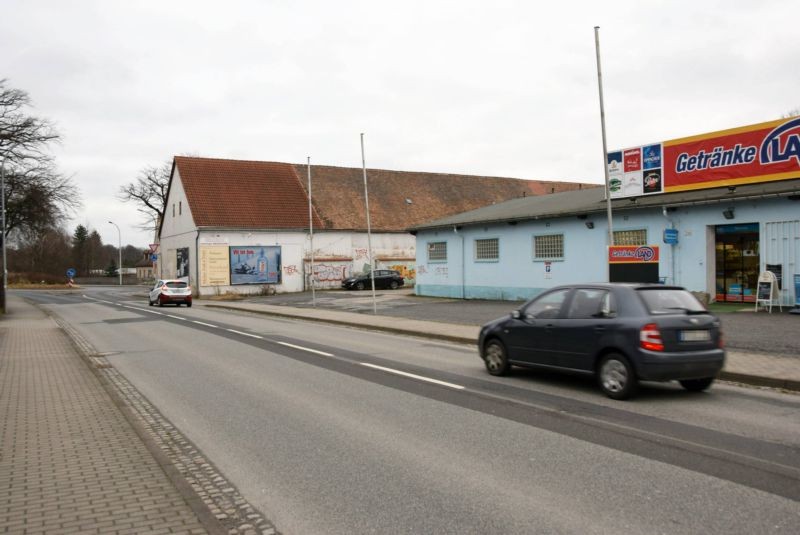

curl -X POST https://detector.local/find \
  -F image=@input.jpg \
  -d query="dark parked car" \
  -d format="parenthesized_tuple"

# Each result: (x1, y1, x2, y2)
(478, 283, 725, 399)
(342, 270, 405, 291)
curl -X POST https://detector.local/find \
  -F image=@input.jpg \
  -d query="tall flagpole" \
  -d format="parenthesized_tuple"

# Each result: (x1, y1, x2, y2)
(307, 157, 315, 307)
(594, 26, 614, 248)
(360, 133, 377, 314)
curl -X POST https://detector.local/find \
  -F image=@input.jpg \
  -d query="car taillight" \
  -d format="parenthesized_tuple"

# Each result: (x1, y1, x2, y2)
(718, 329, 724, 348)
(161, 285, 169, 291)
(640, 323, 664, 351)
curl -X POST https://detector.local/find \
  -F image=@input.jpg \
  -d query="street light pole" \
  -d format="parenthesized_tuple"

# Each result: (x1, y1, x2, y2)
(108, 221, 122, 286)
(1, 141, 18, 313)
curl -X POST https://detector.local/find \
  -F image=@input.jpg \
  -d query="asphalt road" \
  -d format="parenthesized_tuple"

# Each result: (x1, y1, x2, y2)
(20, 287, 800, 534)
(233, 287, 800, 357)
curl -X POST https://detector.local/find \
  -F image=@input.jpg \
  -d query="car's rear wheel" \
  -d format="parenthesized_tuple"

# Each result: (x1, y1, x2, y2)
(598, 353, 638, 400)
(356, 282, 365, 290)
(158, 297, 165, 307)
(186, 301, 192, 308)
(390, 280, 399, 290)
(679, 377, 714, 392)
(148, 299, 153, 306)
(483, 339, 510, 376)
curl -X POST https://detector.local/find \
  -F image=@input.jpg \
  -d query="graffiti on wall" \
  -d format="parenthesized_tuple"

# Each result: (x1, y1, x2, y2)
(313, 264, 349, 282)
(283, 265, 299, 276)
(417, 265, 428, 275)
(353, 248, 368, 260)
(388, 264, 416, 280)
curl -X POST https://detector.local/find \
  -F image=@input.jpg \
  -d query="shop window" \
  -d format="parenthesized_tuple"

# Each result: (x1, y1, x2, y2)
(614, 229, 647, 245)
(427, 241, 447, 262)
(534, 234, 564, 260)
(475, 238, 499, 261)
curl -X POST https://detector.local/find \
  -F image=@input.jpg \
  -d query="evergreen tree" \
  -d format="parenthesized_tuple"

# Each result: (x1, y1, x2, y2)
(72, 224, 89, 275)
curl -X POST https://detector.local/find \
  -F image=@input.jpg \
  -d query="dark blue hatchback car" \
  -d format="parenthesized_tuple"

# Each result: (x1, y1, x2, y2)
(478, 283, 725, 400)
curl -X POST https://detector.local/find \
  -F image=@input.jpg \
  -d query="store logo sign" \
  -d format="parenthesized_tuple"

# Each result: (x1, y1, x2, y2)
(760, 117, 800, 167)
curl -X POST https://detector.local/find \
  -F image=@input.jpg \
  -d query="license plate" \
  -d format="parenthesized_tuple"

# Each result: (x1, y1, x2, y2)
(680, 330, 711, 342)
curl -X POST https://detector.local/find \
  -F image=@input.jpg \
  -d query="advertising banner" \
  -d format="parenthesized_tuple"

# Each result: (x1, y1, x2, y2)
(607, 245, 660, 263)
(230, 246, 281, 285)
(199, 245, 231, 286)
(608, 116, 800, 198)
(176, 248, 189, 279)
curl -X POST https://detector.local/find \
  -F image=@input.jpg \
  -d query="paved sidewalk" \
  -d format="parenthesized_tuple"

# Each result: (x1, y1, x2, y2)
(0, 296, 210, 535)
(203, 300, 800, 392)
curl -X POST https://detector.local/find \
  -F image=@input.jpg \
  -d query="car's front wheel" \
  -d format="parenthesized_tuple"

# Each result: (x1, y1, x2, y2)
(679, 377, 714, 392)
(356, 282, 365, 290)
(598, 353, 638, 400)
(483, 339, 510, 376)
(389, 280, 399, 290)
(148, 298, 153, 306)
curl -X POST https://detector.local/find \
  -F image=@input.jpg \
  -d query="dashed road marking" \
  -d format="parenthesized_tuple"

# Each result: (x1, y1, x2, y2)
(276, 341, 333, 357)
(167, 314, 187, 320)
(226, 329, 263, 339)
(193, 320, 219, 328)
(359, 362, 465, 390)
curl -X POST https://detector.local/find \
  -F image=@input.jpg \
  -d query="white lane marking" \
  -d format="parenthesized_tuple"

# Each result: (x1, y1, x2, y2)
(359, 363, 465, 390)
(276, 341, 333, 357)
(142, 310, 164, 315)
(193, 321, 219, 328)
(167, 314, 187, 320)
(226, 329, 263, 339)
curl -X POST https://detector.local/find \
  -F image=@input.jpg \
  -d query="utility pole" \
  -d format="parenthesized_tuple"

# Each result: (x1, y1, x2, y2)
(360, 133, 377, 315)
(108, 221, 122, 286)
(594, 26, 615, 247)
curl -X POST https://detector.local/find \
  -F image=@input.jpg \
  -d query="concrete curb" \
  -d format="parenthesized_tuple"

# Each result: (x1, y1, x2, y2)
(204, 302, 800, 393)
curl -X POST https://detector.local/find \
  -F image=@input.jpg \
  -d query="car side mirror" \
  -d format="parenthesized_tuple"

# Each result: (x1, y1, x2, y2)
(511, 310, 521, 319)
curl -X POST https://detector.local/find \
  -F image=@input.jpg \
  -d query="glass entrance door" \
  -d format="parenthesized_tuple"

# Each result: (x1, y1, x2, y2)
(715, 223, 760, 303)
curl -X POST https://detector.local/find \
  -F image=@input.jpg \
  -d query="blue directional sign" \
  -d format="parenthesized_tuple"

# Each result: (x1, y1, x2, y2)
(66, 268, 76, 278)
(150, 254, 158, 261)
(663, 228, 679, 244)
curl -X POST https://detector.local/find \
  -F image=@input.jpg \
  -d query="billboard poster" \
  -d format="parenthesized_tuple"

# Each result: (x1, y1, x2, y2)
(176, 248, 189, 279)
(199, 245, 231, 286)
(230, 246, 281, 285)
(608, 116, 800, 198)
(607, 151, 623, 197)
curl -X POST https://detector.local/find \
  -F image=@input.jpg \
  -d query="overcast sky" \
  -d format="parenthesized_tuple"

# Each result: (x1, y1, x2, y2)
(2, 0, 797, 248)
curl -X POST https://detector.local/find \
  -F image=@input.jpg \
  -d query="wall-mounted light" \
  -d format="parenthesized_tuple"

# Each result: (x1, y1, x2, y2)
(585, 221, 595, 229)
(722, 208, 735, 220)
(727, 186, 736, 193)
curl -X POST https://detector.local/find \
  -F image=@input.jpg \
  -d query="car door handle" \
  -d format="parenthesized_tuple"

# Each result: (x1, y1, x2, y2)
(594, 326, 606, 333)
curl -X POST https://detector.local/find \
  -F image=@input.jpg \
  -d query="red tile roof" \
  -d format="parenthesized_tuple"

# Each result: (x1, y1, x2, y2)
(173, 157, 324, 230)
(171, 156, 597, 232)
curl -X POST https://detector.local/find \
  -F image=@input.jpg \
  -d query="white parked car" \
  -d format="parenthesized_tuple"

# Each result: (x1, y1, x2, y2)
(149, 279, 192, 307)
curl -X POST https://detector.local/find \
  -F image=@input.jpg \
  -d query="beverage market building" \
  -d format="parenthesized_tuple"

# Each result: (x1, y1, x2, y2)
(411, 117, 800, 307)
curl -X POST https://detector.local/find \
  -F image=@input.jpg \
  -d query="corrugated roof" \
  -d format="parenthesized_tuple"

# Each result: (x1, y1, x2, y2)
(411, 177, 800, 230)
(173, 157, 325, 230)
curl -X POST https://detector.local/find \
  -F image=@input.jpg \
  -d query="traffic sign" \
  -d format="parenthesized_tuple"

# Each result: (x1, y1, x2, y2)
(149, 243, 159, 252)
(663, 228, 679, 244)
(66, 268, 76, 278)
(150, 254, 158, 261)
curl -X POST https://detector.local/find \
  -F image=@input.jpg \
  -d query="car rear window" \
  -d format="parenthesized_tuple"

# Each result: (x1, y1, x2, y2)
(165, 282, 188, 289)
(636, 288, 706, 314)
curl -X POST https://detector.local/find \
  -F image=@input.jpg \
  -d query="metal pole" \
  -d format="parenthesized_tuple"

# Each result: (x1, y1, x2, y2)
(360, 133, 377, 314)
(1, 150, 10, 313)
(109, 221, 122, 285)
(307, 156, 315, 307)
(594, 26, 614, 247)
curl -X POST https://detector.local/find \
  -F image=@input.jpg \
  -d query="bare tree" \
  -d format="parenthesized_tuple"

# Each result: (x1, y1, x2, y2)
(1, 79, 81, 242)
(118, 160, 171, 233)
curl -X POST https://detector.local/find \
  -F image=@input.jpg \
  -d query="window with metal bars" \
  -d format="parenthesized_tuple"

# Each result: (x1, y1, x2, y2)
(533, 234, 564, 260)
(613, 229, 647, 245)
(427, 241, 447, 262)
(475, 238, 499, 261)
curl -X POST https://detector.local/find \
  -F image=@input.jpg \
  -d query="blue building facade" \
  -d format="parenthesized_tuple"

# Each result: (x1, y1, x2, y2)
(413, 183, 800, 305)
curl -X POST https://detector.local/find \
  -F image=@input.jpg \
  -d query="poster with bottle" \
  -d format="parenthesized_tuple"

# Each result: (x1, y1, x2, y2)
(607, 151, 623, 198)
(229, 246, 282, 285)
